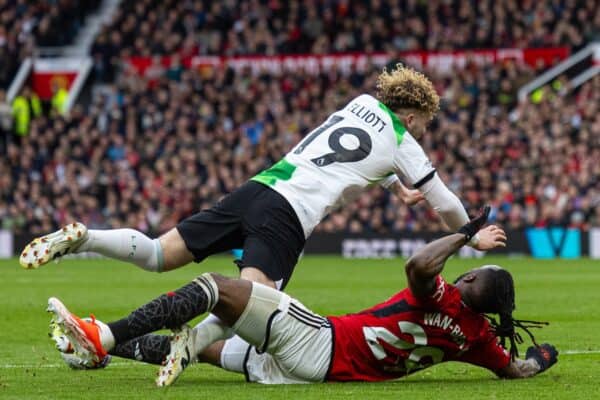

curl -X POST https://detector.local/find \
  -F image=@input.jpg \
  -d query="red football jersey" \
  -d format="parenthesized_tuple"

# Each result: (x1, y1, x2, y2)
(326, 275, 510, 382)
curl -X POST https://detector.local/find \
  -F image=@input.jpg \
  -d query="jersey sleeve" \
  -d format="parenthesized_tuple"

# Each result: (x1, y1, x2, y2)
(418, 174, 470, 230)
(378, 174, 399, 189)
(393, 132, 436, 188)
(415, 275, 455, 304)
(458, 334, 511, 372)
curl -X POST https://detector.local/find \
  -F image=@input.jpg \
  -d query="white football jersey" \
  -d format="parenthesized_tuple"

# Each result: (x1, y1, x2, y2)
(251, 94, 435, 238)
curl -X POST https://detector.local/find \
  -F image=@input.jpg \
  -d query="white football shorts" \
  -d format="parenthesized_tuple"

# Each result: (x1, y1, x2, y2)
(221, 282, 332, 384)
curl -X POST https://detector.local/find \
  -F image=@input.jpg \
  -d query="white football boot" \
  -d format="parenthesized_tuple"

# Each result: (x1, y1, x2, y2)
(156, 325, 195, 387)
(20, 222, 88, 269)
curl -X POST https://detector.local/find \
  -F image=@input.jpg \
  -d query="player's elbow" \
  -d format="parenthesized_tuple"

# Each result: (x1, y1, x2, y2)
(434, 200, 458, 215)
(404, 258, 414, 278)
(430, 192, 462, 216)
(405, 253, 428, 277)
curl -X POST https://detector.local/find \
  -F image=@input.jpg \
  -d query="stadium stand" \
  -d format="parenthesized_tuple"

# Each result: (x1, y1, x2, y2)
(1, 61, 598, 235)
(1, 0, 599, 237)
(0, 0, 102, 89)
(87, 0, 600, 82)
(96, 0, 599, 56)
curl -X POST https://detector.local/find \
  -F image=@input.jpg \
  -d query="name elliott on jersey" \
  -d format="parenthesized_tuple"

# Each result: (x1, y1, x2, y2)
(348, 102, 387, 133)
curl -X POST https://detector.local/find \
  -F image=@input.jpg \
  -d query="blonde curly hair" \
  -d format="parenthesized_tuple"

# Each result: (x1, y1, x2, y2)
(376, 64, 440, 120)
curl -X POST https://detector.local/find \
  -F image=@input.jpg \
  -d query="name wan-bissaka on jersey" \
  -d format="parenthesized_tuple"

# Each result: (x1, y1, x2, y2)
(348, 102, 387, 133)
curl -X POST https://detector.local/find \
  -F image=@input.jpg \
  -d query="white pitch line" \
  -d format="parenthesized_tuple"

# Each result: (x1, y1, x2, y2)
(562, 350, 600, 355)
(1, 350, 599, 369)
(0, 362, 131, 369)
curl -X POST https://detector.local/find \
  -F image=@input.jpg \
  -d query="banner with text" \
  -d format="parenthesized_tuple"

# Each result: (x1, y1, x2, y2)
(127, 47, 569, 77)
(304, 230, 530, 258)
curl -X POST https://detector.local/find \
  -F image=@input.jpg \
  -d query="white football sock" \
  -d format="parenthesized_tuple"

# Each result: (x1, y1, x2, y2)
(95, 319, 116, 352)
(78, 229, 164, 272)
(220, 335, 250, 372)
(191, 314, 234, 357)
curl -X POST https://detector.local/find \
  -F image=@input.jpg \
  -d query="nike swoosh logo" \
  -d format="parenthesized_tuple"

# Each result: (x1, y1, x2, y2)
(181, 347, 191, 369)
(52, 250, 66, 259)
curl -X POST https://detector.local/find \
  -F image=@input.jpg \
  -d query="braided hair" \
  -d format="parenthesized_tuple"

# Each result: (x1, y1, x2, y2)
(454, 266, 548, 359)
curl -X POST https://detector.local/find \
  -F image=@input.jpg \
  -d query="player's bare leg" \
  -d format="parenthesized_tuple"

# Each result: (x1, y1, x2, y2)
(65, 274, 253, 373)
(193, 266, 276, 339)
(239, 267, 276, 288)
(20, 224, 193, 272)
(158, 276, 255, 386)
(187, 266, 275, 362)
(48, 273, 252, 384)
(157, 228, 194, 271)
(47, 263, 275, 371)
(70, 269, 274, 367)
(197, 340, 225, 367)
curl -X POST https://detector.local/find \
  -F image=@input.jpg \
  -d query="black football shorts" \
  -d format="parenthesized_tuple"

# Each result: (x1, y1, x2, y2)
(176, 181, 305, 290)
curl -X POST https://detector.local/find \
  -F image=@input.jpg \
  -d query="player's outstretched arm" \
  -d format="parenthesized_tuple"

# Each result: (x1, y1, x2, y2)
(417, 174, 471, 230)
(498, 344, 558, 379)
(417, 175, 505, 251)
(405, 233, 468, 297)
(405, 207, 495, 297)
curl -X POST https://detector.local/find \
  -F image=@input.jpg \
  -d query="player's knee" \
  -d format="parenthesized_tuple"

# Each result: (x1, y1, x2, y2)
(208, 273, 252, 317)
(192, 272, 231, 302)
(207, 273, 230, 292)
(239, 267, 276, 288)
(158, 228, 194, 271)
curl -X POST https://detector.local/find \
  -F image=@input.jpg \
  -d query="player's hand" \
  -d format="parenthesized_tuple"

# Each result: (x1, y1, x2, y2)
(472, 225, 506, 250)
(401, 189, 425, 206)
(526, 343, 558, 373)
(458, 206, 491, 241)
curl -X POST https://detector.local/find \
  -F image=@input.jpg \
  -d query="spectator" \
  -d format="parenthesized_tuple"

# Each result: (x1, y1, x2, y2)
(0, 89, 13, 146)
(11, 86, 41, 139)
(50, 81, 69, 116)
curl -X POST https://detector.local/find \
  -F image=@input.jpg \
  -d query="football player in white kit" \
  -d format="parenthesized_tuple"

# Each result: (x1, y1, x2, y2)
(21, 65, 505, 372)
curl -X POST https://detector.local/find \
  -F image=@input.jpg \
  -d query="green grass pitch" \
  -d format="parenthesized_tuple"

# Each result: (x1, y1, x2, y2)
(1, 255, 599, 399)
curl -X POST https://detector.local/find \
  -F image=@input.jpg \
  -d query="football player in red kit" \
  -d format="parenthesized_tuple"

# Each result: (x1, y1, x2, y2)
(47, 207, 557, 386)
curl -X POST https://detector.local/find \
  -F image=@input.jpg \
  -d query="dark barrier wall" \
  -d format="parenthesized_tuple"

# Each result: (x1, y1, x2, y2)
(305, 230, 529, 258)
(305, 228, 590, 258)
(5, 227, 593, 259)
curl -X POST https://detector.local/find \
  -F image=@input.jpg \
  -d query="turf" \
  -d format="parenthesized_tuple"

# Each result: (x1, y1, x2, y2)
(1, 255, 599, 399)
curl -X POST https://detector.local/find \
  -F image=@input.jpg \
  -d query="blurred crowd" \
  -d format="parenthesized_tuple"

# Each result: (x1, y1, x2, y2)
(89, 0, 600, 83)
(1, 0, 599, 236)
(1, 58, 599, 236)
(96, 0, 600, 54)
(3, 0, 600, 88)
(0, 0, 101, 89)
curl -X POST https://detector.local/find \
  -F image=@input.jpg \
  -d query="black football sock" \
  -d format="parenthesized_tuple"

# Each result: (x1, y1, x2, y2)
(107, 273, 218, 345)
(109, 334, 170, 365)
